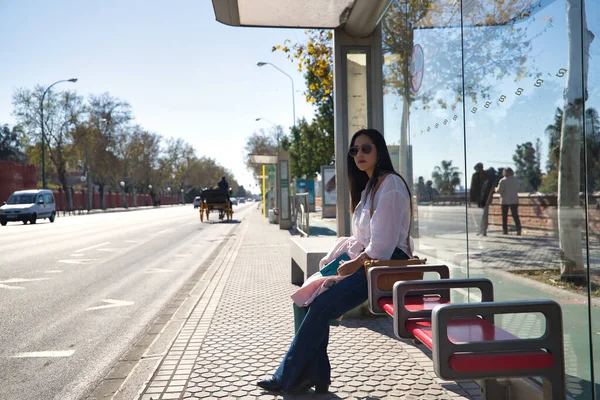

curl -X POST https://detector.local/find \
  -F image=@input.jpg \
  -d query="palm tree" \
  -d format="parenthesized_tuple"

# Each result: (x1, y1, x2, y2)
(431, 160, 461, 195)
(544, 108, 563, 172)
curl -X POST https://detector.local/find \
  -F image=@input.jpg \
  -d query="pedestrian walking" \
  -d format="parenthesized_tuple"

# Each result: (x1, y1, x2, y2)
(496, 167, 522, 235)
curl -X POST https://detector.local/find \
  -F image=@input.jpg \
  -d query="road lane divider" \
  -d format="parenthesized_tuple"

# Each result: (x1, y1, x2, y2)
(12, 350, 75, 358)
(74, 242, 110, 253)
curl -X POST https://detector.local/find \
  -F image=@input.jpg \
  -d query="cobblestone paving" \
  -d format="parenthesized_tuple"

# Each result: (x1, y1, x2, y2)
(138, 211, 479, 400)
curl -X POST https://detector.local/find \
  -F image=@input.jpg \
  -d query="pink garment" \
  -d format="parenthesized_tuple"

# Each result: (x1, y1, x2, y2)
(318, 236, 363, 269)
(291, 274, 349, 307)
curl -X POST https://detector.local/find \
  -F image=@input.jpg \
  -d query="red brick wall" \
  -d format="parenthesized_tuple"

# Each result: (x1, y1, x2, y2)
(488, 194, 600, 236)
(0, 161, 37, 202)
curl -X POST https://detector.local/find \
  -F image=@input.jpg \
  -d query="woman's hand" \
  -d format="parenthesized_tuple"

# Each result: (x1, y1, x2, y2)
(337, 257, 363, 276)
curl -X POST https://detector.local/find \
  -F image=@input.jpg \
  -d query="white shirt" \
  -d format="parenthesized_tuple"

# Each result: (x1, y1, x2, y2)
(496, 176, 520, 205)
(350, 174, 413, 260)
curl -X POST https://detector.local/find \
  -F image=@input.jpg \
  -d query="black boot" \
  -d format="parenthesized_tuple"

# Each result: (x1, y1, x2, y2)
(314, 383, 330, 394)
(257, 378, 283, 392)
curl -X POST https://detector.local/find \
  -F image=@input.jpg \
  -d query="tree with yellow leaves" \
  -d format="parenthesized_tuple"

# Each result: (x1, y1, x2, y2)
(273, 30, 334, 178)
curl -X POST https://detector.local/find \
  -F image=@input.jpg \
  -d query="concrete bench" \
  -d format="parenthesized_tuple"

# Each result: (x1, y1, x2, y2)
(289, 236, 337, 285)
(367, 266, 566, 400)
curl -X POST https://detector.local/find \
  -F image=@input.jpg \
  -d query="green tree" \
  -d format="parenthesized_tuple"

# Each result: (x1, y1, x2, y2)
(0, 124, 26, 163)
(545, 108, 563, 172)
(236, 185, 247, 198)
(512, 141, 542, 192)
(544, 107, 600, 193)
(539, 169, 558, 194)
(431, 160, 461, 195)
(85, 93, 132, 208)
(287, 118, 334, 179)
(584, 108, 600, 192)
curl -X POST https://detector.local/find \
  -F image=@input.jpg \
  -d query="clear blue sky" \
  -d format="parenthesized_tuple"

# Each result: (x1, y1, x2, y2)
(0, 0, 315, 192)
(2, 1, 599, 192)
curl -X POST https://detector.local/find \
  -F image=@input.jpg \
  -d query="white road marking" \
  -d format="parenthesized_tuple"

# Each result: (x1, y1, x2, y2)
(174, 254, 187, 258)
(58, 259, 98, 265)
(86, 299, 134, 311)
(124, 240, 143, 244)
(45, 270, 63, 274)
(12, 350, 75, 358)
(418, 244, 435, 250)
(0, 284, 24, 290)
(145, 269, 173, 274)
(71, 254, 85, 257)
(96, 248, 119, 252)
(74, 242, 110, 253)
(0, 278, 50, 284)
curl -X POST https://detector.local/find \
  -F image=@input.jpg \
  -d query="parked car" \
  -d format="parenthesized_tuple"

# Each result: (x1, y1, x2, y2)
(238, 197, 246, 204)
(193, 196, 201, 208)
(0, 189, 56, 226)
(231, 197, 238, 206)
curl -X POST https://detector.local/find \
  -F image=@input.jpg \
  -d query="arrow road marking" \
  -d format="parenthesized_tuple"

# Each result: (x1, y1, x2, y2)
(12, 350, 75, 358)
(86, 299, 134, 311)
(58, 259, 98, 265)
(75, 242, 110, 253)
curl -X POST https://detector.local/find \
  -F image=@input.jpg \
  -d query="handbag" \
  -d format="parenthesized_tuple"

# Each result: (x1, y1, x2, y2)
(363, 172, 426, 291)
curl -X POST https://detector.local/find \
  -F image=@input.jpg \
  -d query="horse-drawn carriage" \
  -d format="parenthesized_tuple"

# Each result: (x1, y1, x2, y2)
(199, 188, 233, 222)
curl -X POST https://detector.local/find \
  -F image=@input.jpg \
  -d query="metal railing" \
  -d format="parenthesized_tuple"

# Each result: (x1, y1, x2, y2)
(292, 193, 310, 237)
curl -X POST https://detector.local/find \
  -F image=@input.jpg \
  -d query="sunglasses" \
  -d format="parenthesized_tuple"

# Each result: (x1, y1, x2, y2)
(348, 143, 374, 157)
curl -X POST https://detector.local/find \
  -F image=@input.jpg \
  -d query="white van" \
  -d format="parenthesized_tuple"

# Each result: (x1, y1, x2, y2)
(0, 189, 56, 226)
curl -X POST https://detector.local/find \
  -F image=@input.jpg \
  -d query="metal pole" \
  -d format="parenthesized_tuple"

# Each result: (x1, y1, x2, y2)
(258, 63, 296, 127)
(262, 164, 266, 218)
(41, 97, 45, 188)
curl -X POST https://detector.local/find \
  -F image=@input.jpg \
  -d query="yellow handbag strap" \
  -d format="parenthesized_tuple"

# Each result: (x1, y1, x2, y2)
(369, 172, 413, 256)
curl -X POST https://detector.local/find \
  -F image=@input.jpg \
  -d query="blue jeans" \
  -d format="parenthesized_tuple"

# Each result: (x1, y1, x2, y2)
(272, 248, 409, 390)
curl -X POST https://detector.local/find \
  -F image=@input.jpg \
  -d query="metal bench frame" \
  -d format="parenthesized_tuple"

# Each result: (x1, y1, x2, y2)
(370, 274, 566, 400)
(367, 264, 450, 315)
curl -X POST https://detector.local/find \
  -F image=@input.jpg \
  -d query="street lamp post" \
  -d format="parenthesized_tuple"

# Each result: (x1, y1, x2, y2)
(40, 78, 78, 188)
(255, 117, 277, 127)
(256, 62, 296, 128)
(120, 181, 127, 209)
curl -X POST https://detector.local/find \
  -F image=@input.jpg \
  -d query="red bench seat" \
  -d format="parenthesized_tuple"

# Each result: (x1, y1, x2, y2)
(378, 295, 449, 316)
(379, 296, 555, 373)
(406, 319, 555, 373)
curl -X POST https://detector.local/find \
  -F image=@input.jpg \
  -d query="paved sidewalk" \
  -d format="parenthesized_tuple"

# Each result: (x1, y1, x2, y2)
(132, 208, 479, 400)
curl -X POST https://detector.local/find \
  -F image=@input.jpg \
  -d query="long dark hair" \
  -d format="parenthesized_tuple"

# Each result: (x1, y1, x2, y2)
(347, 128, 398, 213)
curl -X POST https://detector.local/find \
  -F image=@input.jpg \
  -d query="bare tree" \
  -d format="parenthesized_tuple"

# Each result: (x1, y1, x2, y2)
(13, 86, 84, 210)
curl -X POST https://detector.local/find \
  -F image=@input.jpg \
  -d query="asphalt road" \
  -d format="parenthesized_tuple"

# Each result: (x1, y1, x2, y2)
(0, 202, 255, 400)
(416, 204, 482, 235)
